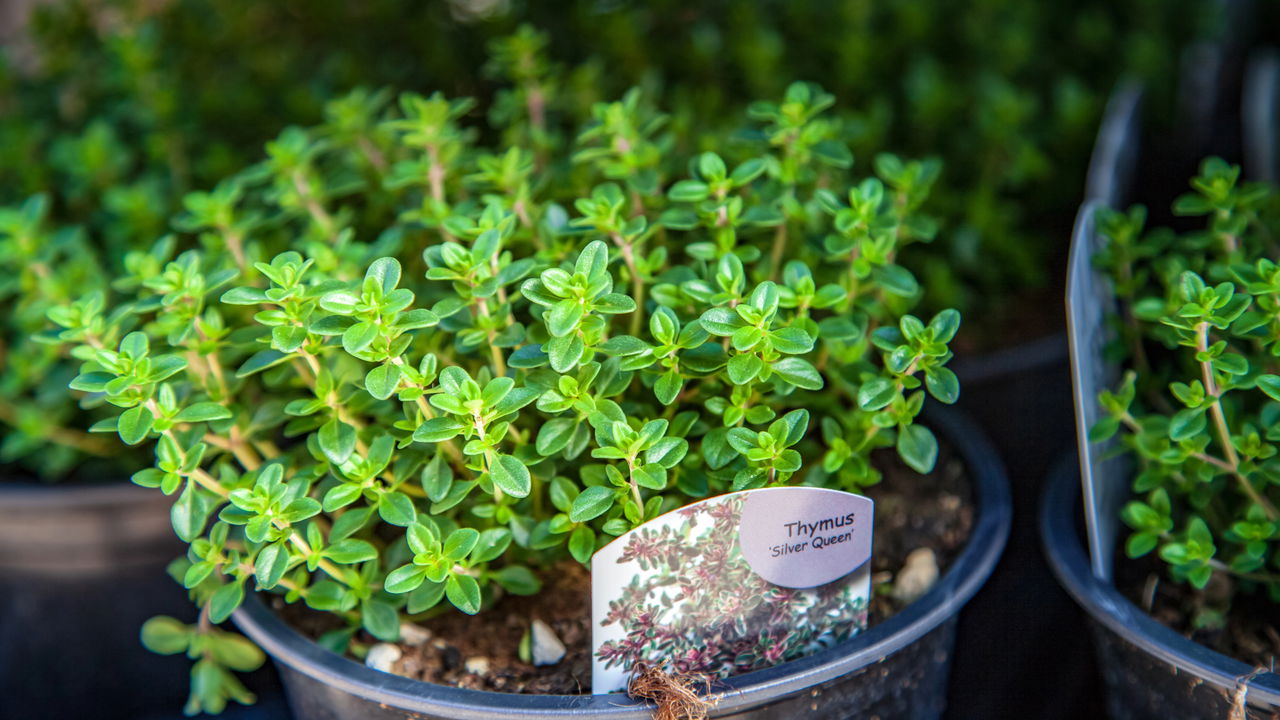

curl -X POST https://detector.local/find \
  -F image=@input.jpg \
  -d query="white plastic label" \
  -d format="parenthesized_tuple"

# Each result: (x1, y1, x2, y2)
(1067, 202, 1129, 580)
(590, 487, 873, 693)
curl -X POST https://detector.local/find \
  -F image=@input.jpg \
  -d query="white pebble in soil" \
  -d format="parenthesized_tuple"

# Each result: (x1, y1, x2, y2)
(530, 619, 566, 666)
(399, 622, 433, 646)
(465, 656, 491, 675)
(365, 643, 402, 673)
(891, 547, 939, 606)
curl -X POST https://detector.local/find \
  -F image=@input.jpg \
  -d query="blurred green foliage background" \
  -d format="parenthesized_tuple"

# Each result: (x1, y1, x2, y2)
(0, 0, 1218, 477)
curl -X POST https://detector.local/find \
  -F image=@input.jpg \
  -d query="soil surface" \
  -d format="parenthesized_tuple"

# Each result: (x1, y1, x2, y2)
(279, 444, 974, 694)
(1117, 555, 1280, 672)
(865, 445, 973, 622)
(397, 562, 594, 693)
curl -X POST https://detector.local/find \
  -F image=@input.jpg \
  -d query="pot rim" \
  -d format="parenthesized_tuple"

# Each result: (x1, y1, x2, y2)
(1040, 455, 1280, 706)
(0, 480, 178, 576)
(0, 479, 159, 510)
(232, 404, 1011, 718)
(950, 331, 1068, 386)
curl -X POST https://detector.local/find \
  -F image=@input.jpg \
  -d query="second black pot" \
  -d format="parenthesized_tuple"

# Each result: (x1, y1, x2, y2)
(1041, 457, 1280, 720)
(0, 481, 191, 720)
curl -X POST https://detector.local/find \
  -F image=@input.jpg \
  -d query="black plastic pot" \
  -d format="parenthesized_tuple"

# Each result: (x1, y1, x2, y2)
(1048, 47, 1280, 720)
(233, 405, 1010, 720)
(939, 80, 1145, 720)
(947, 335, 1086, 719)
(952, 334, 1072, 477)
(1243, 48, 1279, 182)
(0, 481, 192, 720)
(1041, 457, 1280, 720)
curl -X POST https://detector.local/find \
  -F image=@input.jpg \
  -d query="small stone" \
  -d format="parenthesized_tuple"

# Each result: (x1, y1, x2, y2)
(530, 619, 566, 666)
(442, 646, 462, 670)
(891, 548, 939, 605)
(365, 643, 402, 673)
(399, 622, 432, 646)
(465, 656, 491, 675)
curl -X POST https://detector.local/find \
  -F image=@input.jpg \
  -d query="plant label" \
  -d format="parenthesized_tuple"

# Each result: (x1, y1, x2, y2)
(1067, 83, 1142, 581)
(1066, 202, 1129, 580)
(590, 487, 873, 694)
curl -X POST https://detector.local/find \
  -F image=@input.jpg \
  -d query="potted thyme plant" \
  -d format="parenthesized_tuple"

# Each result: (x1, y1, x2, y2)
(54, 79, 1010, 718)
(1046, 157, 1280, 718)
(0, 10, 605, 716)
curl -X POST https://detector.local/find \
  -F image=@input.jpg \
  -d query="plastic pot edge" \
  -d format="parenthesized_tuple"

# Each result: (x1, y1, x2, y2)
(1243, 48, 1279, 183)
(232, 403, 1011, 719)
(951, 332, 1068, 386)
(1040, 455, 1280, 707)
(1085, 80, 1144, 209)
(0, 479, 176, 575)
(0, 478, 155, 508)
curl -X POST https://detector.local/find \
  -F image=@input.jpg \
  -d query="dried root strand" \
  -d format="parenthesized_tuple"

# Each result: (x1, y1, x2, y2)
(1228, 666, 1272, 720)
(626, 662, 715, 720)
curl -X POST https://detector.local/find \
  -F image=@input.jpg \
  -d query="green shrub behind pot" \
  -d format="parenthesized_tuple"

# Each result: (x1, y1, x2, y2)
(0, 0, 1218, 481)
(5, 0, 1216, 343)
(1093, 158, 1280, 630)
(507, 0, 1219, 329)
(52, 79, 961, 713)
(0, 194, 133, 476)
(0, 16, 605, 481)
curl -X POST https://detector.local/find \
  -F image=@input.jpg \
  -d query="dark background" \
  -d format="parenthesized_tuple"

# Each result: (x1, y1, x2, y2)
(3, 1, 1279, 718)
